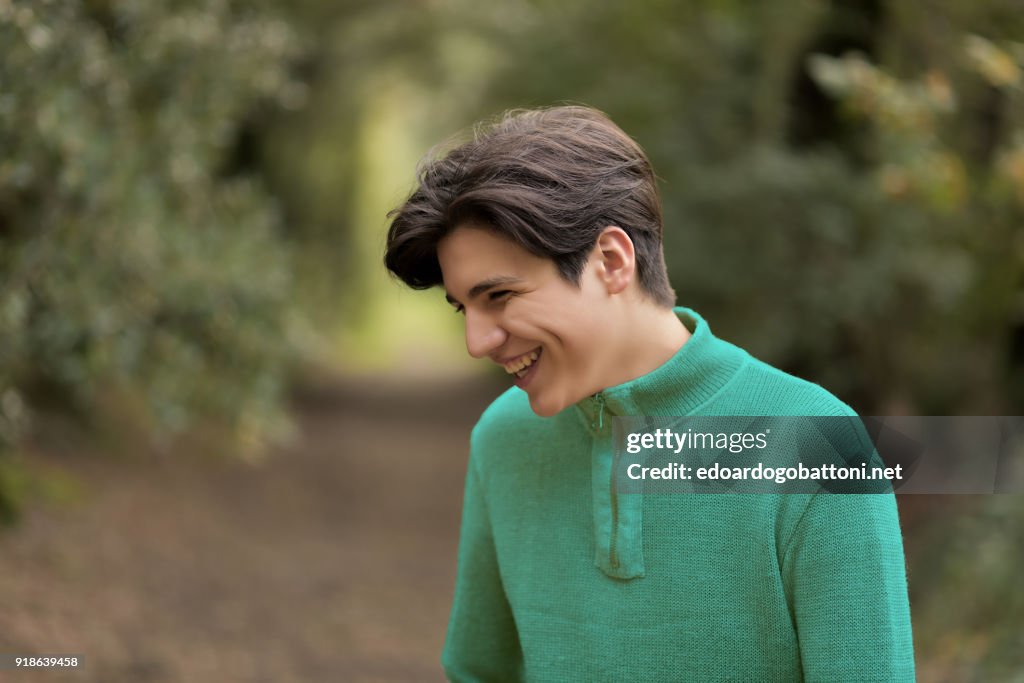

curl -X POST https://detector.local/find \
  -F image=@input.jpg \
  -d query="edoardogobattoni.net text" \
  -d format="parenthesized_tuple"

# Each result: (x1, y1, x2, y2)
(626, 461, 905, 483)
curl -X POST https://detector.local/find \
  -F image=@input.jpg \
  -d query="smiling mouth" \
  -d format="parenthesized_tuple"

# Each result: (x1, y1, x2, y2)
(502, 348, 542, 378)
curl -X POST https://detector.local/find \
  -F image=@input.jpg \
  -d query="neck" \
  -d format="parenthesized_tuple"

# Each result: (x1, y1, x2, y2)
(599, 302, 691, 389)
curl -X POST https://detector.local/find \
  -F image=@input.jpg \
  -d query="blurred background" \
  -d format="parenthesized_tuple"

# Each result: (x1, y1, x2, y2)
(1, 0, 1022, 680)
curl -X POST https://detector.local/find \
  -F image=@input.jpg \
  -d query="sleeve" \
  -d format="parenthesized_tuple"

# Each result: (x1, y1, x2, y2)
(780, 492, 916, 682)
(441, 442, 524, 682)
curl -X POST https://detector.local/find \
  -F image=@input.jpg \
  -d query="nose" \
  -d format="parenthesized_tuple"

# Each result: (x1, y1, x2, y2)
(464, 309, 508, 359)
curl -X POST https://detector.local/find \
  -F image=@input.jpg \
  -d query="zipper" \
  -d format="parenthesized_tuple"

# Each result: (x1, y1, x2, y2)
(591, 392, 620, 569)
(591, 391, 606, 431)
(587, 390, 643, 578)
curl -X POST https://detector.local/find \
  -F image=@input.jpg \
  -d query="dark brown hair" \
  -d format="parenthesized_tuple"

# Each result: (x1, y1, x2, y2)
(384, 105, 676, 307)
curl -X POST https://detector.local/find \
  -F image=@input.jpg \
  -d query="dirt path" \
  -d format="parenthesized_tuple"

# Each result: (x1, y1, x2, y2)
(0, 375, 505, 683)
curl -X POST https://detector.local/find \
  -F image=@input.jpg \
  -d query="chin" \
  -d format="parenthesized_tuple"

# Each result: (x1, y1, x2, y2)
(527, 392, 564, 418)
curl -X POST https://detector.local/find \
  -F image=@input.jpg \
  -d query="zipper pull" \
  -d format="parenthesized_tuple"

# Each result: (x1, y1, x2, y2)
(592, 392, 606, 431)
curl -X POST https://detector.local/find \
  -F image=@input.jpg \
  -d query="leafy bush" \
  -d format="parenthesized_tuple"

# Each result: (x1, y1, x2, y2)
(0, 0, 304, 516)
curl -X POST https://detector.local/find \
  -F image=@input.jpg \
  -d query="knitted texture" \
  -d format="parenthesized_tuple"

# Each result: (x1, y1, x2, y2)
(442, 308, 915, 682)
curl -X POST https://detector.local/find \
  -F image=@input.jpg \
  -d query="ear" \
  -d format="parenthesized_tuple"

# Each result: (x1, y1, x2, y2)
(592, 226, 636, 296)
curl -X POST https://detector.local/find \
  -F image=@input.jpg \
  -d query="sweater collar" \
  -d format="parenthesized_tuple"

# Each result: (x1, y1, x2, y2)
(574, 307, 747, 431)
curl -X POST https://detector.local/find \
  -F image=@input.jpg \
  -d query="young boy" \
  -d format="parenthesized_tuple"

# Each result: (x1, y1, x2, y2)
(384, 106, 915, 681)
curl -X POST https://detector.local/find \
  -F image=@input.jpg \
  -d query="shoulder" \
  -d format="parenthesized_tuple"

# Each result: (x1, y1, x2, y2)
(733, 354, 888, 490)
(468, 387, 580, 473)
(469, 387, 545, 459)
(726, 351, 857, 418)
(472, 387, 538, 440)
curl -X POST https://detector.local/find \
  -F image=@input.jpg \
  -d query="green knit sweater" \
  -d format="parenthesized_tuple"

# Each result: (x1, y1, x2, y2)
(442, 308, 915, 682)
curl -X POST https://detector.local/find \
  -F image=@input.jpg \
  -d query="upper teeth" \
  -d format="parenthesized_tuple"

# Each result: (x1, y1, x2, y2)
(503, 349, 540, 375)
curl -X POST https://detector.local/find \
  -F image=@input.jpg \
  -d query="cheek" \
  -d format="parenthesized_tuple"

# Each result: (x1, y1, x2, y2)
(501, 285, 601, 352)
(544, 312, 601, 368)
(506, 299, 584, 344)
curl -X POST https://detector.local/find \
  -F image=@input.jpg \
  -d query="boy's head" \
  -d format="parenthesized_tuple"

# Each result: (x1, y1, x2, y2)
(384, 105, 677, 415)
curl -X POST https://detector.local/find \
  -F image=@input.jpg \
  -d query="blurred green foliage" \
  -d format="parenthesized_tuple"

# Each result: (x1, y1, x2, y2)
(0, 0, 304, 517)
(904, 494, 1024, 680)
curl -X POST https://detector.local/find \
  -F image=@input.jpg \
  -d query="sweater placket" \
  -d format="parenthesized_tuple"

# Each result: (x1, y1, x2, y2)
(583, 392, 646, 580)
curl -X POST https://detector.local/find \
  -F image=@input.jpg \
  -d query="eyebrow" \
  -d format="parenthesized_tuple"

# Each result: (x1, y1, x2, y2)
(445, 276, 524, 306)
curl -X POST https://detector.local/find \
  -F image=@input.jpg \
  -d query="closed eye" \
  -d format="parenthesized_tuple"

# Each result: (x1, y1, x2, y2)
(450, 290, 513, 314)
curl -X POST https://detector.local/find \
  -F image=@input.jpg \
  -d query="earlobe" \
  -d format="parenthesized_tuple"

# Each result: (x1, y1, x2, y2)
(595, 226, 636, 295)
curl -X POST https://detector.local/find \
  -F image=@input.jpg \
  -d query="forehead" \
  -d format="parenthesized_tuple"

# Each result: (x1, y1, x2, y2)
(436, 225, 545, 291)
